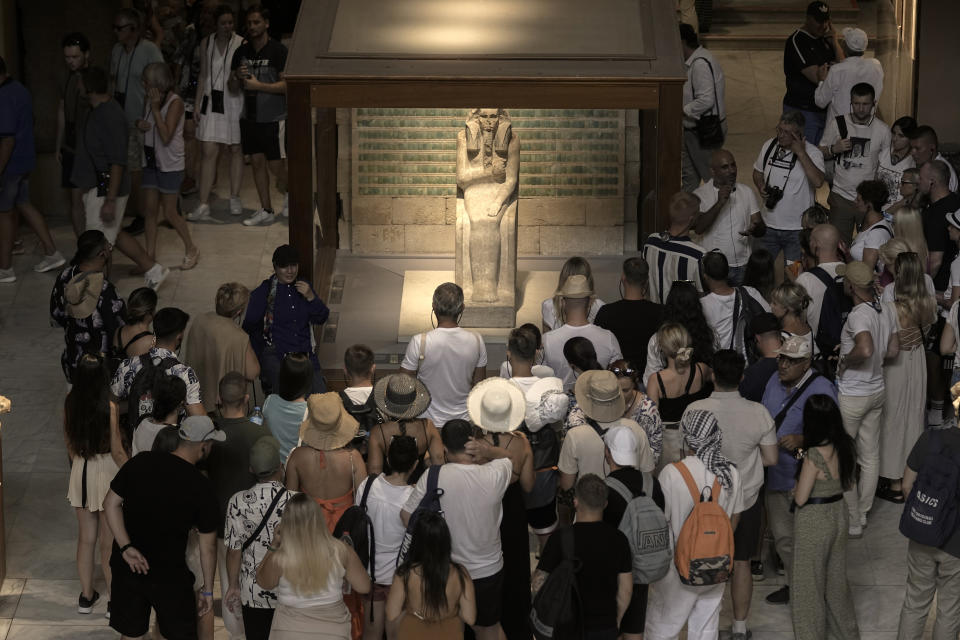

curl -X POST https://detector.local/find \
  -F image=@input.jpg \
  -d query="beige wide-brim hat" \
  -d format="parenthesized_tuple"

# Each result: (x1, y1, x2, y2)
(467, 378, 526, 433)
(373, 374, 431, 421)
(300, 392, 359, 450)
(554, 274, 593, 298)
(65, 271, 104, 319)
(575, 370, 626, 423)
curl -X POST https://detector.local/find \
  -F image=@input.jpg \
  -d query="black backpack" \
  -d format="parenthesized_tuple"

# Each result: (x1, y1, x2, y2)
(900, 431, 960, 548)
(396, 464, 443, 567)
(530, 528, 583, 640)
(732, 287, 767, 365)
(809, 266, 852, 380)
(339, 391, 384, 453)
(519, 422, 560, 509)
(333, 473, 378, 619)
(126, 353, 181, 432)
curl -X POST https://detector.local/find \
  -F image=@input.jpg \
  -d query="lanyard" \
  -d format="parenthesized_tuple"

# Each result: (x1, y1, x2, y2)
(116, 39, 141, 98)
(209, 34, 233, 91)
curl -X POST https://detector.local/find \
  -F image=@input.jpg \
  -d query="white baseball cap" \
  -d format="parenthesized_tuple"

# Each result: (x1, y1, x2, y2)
(842, 27, 868, 53)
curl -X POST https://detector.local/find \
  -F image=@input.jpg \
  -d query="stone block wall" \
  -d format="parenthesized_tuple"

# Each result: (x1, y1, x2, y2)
(341, 109, 640, 256)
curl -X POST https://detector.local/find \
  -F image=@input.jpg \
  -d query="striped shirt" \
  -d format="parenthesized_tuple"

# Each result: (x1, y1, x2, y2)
(642, 233, 705, 304)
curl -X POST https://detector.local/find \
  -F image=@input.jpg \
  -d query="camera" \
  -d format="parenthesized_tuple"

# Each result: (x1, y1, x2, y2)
(764, 185, 784, 210)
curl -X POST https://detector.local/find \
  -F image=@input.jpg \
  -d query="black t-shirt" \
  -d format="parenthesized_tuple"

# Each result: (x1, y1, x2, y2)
(537, 521, 632, 632)
(922, 193, 960, 291)
(602, 467, 666, 528)
(783, 29, 836, 111)
(907, 428, 960, 558)
(231, 38, 287, 123)
(740, 357, 779, 403)
(594, 299, 664, 373)
(110, 451, 219, 579)
(206, 417, 272, 537)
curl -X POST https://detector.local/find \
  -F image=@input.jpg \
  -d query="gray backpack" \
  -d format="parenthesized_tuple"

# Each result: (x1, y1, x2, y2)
(605, 474, 671, 584)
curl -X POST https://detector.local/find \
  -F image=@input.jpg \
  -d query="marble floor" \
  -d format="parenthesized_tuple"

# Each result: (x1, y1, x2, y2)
(0, 42, 938, 640)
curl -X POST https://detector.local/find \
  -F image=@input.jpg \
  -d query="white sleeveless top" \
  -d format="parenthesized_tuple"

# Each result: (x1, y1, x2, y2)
(144, 93, 185, 172)
(277, 564, 346, 608)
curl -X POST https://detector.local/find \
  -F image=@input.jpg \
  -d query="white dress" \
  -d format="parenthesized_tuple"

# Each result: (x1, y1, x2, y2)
(196, 33, 244, 145)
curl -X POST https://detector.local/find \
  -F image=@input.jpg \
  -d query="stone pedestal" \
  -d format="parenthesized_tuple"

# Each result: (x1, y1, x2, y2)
(399, 270, 555, 343)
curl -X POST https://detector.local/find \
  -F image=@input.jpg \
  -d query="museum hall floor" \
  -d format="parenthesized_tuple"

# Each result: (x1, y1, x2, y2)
(0, 46, 936, 639)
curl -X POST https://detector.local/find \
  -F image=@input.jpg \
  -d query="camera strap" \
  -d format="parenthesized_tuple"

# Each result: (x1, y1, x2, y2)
(762, 141, 797, 192)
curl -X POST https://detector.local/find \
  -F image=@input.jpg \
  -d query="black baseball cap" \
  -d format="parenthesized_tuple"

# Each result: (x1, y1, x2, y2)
(272, 244, 300, 267)
(750, 312, 781, 336)
(807, 1, 830, 22)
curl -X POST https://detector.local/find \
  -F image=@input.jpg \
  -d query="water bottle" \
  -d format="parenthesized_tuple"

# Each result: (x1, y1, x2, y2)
(251, 406, 264, 425)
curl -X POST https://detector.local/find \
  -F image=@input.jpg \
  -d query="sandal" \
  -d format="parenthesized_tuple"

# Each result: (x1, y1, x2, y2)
(181, 248, 200, 270)
(876, 486, 905, 503)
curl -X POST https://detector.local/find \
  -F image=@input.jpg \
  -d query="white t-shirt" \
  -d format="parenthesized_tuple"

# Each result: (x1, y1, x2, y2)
(343, 386, 373, 405)
(877, 151, 915, 209)
(796, 262, 844, 338)
(132, 417, 169, 455)
(838, 301, 895, 396)
(699, 287, 771, 351)
(357, 475, 415, 585)
(693, 180, 761, 267)
(508, 376, 540, 396)
(813, 55, 884, 123)
(541, 297, 604, 331)
(401, 327, 487, 427)
(498, 361, 555, 379)
(557, 417, 655, 478)
(402, 459, 512, 579)
(686, 392, 776, 509)
(659, 456, 744, 551)
(948, 300, 960, 364)
(821, 115, 892, 201)
(950, 256, 960, 293)
(754, 138, 825, 230)
(936, 153, 960, 192)
(849, 219, 894, 266)
(542, 323, 623, 391)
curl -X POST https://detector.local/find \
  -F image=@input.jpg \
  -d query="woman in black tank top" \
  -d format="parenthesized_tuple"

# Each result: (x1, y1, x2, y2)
(647, 323, 714, 423)
(113, 287, 157, 360)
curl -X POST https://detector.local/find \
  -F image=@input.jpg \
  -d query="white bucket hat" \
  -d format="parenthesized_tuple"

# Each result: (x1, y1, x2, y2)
(523, 376, 569, 432)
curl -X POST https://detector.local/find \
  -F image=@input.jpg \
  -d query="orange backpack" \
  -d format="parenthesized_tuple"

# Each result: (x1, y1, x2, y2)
(672, 461, 734, 586)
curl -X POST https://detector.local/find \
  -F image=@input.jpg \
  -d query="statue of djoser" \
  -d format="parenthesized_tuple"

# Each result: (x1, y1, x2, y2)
(455, 108, 519, 327)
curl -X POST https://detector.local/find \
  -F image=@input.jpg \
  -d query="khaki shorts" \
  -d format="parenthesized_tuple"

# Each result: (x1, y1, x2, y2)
(83, 188, 128, 244)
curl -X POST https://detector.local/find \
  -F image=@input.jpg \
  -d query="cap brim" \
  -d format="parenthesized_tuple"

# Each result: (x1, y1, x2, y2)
(207, 431, 228, 443)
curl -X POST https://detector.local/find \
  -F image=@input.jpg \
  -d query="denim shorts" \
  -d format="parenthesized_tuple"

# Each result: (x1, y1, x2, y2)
(141, 167, 184, 195)
(0, 173, 29, 211)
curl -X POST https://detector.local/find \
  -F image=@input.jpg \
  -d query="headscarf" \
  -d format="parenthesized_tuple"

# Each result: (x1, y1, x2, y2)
(680, 409, 734, 490)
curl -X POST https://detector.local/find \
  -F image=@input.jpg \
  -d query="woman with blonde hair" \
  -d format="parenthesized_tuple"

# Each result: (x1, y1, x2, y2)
(257, 493, 371, 639)
(878, 250, 935, 501)
(892, 208, 930, 272)
(646, 323, 713, 468)
(541, 256, 605, 330)
(136, 61, 199, 268)
(879, 238, 935, 302)
(770, 281, 815, 353)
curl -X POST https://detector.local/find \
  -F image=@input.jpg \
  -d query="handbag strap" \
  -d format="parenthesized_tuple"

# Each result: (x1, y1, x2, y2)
(773, 372, 820, 428)
(242, 487, 285, 552)
(692, 57, 721, 119)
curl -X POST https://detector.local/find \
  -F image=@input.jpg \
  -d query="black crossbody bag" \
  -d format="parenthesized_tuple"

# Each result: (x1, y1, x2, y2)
(242, 489, 285, 552)
(693, 57, 725, 149)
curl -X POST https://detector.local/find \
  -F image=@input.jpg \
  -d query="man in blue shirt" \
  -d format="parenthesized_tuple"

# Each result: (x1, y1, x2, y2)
(760, 334, 836, 605)
(243, 244, 330, 395)
(0, 56, 66, 283)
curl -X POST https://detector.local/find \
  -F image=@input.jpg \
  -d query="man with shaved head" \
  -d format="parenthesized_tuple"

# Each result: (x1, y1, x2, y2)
(919, 160, 960, 294)
(795, 223, 845, 338)
(693, 149, 764, 285)
(910, 126, 958, 191)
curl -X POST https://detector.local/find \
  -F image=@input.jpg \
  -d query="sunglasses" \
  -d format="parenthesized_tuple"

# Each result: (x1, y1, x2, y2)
(609, 366, 637, 377)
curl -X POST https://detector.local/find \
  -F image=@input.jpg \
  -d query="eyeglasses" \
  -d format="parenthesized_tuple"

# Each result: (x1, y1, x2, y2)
(113, 24, 135, 32)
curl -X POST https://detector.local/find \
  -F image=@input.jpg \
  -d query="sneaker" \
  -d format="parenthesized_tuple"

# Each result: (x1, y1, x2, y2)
(731, 631, 753, 640)
(123, 217, 145, 236)
(0, 268, 16, 284)
(243, 209, 276, 226)
(181, 248, 200, 271)
(849, 524, 863, 539)
(765, 585, 789, 605)
(78, 590, 100, 614)
(33, 251, 66, 273)
(186, 203, 213, 222)
(105, 601, 110, 620)
(751, 560, 765, 582)
(229, 197, 244, 216)
(11, 239, 24, 255)
(144, 264, 170, 290)
(280, 193, 289, 218)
